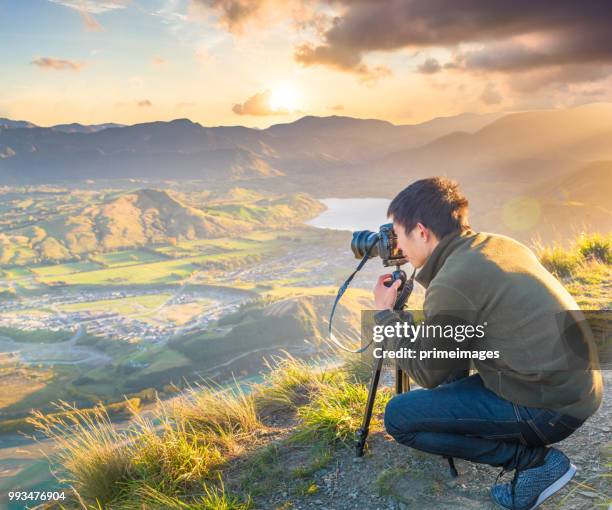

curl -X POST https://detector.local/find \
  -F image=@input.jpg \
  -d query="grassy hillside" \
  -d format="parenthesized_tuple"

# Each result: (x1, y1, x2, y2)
(27, 232, 611, 509)
(0, 188, 324, 265)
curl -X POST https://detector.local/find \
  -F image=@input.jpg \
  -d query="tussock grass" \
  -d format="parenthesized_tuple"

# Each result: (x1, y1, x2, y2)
(172, 381, 262, 452)
(537, 245, 584, 278)
(293, 373, 391, 444)
(28, 400, 139, 505)
(30, 381, 262, 507)
(338, 351, 374, 385)
(576, 233, 612, 264)
(254, 353, 318, 412)
(131, 480, 252, 510)
(32, 354, 390, 508)
(129, 408, 223, 494)
(253, 351, 341, 413)
(536, 232, 611, 278)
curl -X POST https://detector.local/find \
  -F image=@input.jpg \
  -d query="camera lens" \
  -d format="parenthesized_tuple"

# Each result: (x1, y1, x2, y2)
(351, 230, 379, 259)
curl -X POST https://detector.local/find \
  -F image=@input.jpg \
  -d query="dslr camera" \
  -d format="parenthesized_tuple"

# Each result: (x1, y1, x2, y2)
(351, 223, 409, 267)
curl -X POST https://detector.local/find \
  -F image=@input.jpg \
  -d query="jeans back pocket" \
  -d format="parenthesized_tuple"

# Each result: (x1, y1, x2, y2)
(524, 408, 583, 445)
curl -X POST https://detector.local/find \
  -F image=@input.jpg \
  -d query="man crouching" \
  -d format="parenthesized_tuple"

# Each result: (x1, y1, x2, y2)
(373, 177, 602, 510)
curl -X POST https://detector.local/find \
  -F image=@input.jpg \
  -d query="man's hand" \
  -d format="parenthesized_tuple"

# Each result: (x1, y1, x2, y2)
(373, 274, 402, 310)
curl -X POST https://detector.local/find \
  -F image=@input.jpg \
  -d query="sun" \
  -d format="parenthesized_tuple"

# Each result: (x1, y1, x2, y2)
(269, 85, 299, 113)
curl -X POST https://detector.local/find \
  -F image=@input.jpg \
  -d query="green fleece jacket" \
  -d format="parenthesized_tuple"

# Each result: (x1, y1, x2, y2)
(376, 229, 603, 420)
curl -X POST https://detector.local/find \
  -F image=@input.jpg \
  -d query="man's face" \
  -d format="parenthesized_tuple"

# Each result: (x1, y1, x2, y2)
(392, 219, 430, 269)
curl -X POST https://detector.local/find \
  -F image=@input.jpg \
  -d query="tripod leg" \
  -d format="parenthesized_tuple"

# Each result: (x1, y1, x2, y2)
(395, 367, 404, 394)
(395, 368, 410, 394)
(402, 370, 410, 393)
(355, 355, 384, 457)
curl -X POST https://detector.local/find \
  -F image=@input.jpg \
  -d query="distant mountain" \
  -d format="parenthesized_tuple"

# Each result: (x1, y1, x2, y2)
(0, 113, 502, 184)
(464, 103, 612, 160)
(263, 112, 503, 158)
(51, 122, 124, 133)
(0, 118, 124, 132)
(532, 160, 612, 230)
(0, 105, 610, 242)
(0, 118, 37, 129)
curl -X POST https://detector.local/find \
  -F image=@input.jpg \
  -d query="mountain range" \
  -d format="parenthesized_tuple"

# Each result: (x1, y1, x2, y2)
(0, 112, 503, 183)
(1, 104, 611, 241)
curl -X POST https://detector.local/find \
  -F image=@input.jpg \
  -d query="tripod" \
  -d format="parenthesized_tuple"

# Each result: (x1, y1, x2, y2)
(354, 267, 459, 478)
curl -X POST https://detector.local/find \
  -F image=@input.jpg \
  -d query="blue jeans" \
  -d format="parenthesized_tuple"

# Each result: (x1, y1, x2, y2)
(384, 374, 584, 471)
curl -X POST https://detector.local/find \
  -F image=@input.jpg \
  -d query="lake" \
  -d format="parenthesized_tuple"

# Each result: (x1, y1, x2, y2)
(306, 198, 391, 232)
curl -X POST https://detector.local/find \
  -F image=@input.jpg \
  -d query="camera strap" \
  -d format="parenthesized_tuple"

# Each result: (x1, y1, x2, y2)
(327, 243, 377, 353)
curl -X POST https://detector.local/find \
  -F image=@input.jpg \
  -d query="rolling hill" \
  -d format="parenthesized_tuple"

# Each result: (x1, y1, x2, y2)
(0, 188, 325, 264)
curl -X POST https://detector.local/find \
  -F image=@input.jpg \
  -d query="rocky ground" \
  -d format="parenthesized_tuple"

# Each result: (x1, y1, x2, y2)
(229, 371, 611, 510)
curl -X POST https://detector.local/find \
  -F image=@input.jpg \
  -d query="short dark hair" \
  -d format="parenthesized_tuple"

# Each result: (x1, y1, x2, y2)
(387, 177, 470, 239)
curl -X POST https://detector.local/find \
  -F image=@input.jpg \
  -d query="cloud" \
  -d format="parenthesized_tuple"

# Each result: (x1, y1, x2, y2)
(330, 104, 344, 111)
(295, 43, 391, 82)
(288, 0, 612, 88)
(79, 10, 104, 31)
(31, 57, 84, 71)
(152, 56, 167, 66)
(48, 0, 128, 14)
(191, 0, 317, 34)
(232, 90, 287, 116)
(481, 83, 502, 105)
(417, 57, 441, 74)
(190, 0, 612, 96)
(507, 63, 612, 94)
(192, 0, 270, 33)
(137, 99, 152, 107)
(302, 1, 611, 65)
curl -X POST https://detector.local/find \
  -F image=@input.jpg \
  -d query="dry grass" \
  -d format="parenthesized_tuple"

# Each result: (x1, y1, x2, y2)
(28, 400, 140, 505)
(535, 232, 611, 278)
(31, 354, 390, 508)
(172, 381, 262, 453)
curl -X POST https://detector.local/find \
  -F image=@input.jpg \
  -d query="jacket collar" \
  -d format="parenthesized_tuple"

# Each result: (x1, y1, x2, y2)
(415, 228, 474, 288)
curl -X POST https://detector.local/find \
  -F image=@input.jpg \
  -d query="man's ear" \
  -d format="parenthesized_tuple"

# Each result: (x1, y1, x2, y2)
(415, 222, 429, 241)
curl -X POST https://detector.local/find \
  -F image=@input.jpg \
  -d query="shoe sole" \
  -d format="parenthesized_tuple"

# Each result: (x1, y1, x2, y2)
(527, 463, 577, 510)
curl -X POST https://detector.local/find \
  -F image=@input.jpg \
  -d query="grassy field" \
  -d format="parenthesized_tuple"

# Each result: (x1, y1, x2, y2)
(57, 293, 173, 315)
(0, 327, 74, 343)
(0, 227, 334, 427)
(30, 261, 104, 278)
(95, 249, 167, 267)
(30, 235, 286, 287)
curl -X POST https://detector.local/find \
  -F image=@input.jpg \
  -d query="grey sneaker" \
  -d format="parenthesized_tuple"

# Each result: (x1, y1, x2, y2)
(490, 448, 576, 510)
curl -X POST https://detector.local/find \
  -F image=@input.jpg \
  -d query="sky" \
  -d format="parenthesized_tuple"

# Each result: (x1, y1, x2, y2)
(1, 0, 612, 128)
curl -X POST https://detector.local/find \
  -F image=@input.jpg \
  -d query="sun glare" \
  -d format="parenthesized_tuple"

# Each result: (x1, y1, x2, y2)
(269, 85, 298, 113)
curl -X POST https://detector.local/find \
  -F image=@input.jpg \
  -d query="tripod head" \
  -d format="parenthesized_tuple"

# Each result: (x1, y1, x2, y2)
(384, 265, 415, 311)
